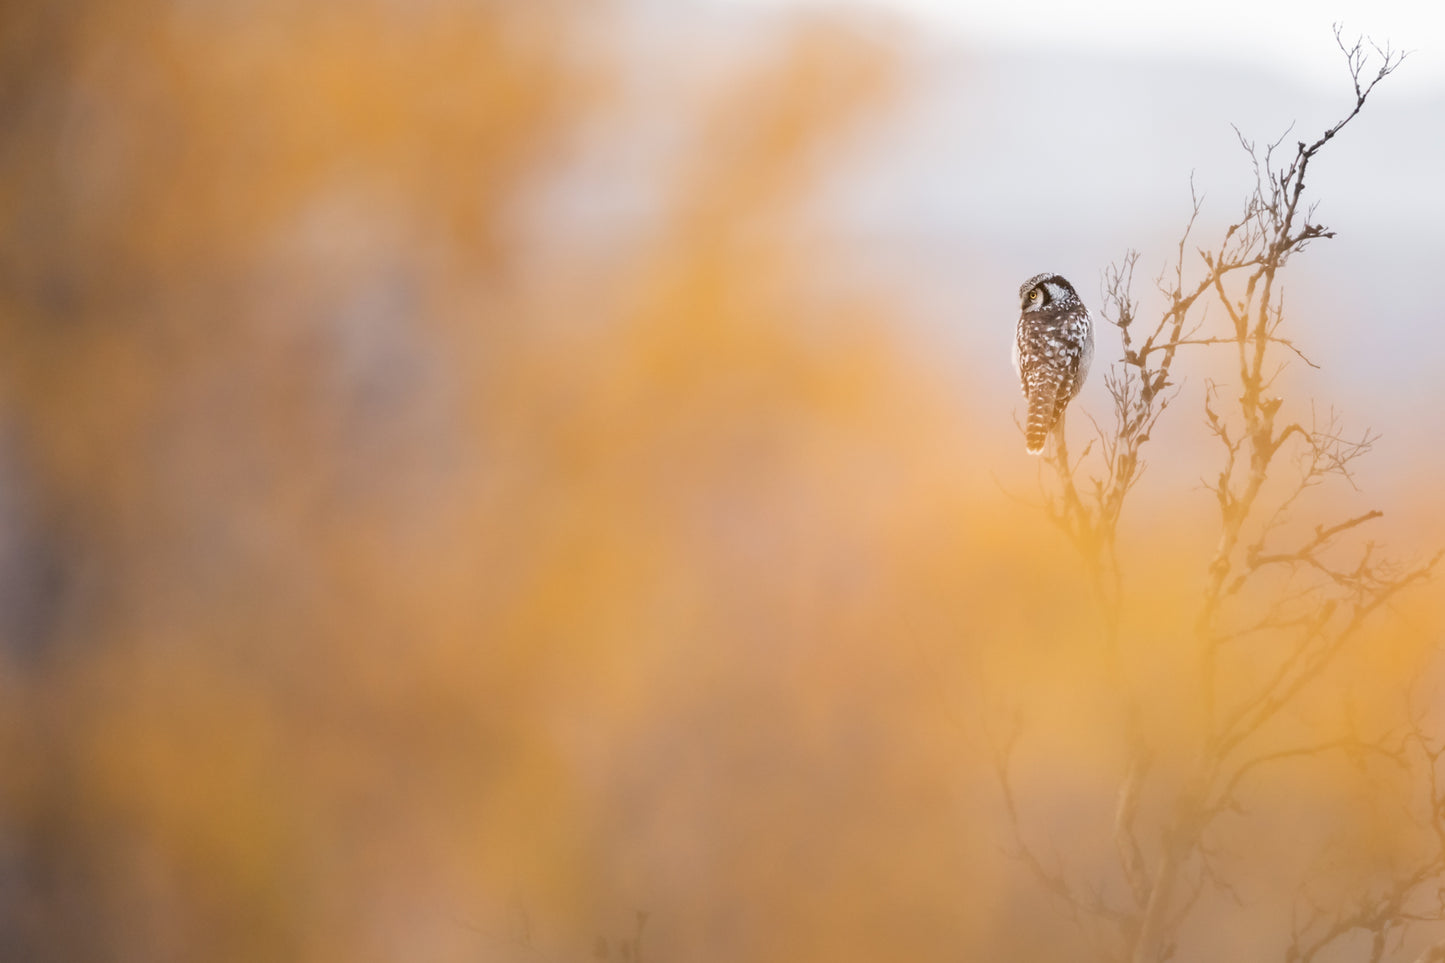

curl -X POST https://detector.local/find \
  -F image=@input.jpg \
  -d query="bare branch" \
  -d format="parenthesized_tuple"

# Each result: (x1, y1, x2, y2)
(1006, 29, 1438, 963)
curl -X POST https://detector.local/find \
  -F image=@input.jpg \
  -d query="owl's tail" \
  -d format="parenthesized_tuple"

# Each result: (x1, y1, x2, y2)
(1024, 378, 1063, 455)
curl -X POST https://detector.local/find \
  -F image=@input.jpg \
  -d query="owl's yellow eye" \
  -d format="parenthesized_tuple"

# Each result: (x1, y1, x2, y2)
(1028, 290, 1040, 301)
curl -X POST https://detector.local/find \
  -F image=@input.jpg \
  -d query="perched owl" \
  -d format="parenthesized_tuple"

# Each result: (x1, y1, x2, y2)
(1013, 272, 1094, 454)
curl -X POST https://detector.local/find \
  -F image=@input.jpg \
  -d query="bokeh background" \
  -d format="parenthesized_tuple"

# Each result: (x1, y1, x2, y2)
(1, 1, 1442, 960)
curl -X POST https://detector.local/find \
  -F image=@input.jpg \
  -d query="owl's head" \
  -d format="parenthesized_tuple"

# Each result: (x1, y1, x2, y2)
(1019, 273, 1079, 314)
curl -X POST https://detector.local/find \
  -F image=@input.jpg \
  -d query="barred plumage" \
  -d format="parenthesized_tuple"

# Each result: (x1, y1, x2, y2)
(1013, 272, 1093, 454)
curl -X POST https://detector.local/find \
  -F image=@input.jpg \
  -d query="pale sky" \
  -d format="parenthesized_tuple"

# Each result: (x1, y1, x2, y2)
(718, 0, 1445, 91)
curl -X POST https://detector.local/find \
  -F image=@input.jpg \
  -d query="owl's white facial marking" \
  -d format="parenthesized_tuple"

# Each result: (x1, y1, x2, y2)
(1020, 273, 1080, 314)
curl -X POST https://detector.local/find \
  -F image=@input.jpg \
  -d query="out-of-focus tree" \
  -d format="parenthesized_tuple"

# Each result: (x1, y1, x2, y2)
(0, 3, 610, 960)
(0, 3, 1021, 962)
(998, 28, 1445, 963)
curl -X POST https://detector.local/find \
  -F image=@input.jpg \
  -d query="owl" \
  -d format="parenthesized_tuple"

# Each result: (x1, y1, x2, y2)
(1013, 272, 1094, 454)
